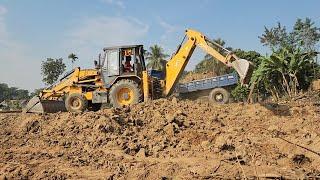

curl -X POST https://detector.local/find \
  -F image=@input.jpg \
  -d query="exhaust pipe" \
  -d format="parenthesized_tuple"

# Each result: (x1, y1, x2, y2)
(23, 96, 67, 113)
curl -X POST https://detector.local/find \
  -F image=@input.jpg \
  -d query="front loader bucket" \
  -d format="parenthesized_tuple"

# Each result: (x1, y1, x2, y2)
(23, 96, 67, 113)
(231, 59, 254, 85)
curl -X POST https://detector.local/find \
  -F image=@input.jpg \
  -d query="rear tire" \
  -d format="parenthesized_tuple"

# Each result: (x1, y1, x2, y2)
(109, 79, 141, 108)
(65, 93, 88, 113)
(209, 88, 230, 104)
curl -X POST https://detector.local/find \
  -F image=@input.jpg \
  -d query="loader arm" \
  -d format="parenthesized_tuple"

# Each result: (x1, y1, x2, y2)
(24, 67, 100, 113)
(41, 68, 99, 99)
(164, 29, 253, 96)
(41, 68, 81, 99)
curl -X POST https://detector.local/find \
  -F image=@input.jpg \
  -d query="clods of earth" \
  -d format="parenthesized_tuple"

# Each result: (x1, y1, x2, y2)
(1, 97, 320, 179)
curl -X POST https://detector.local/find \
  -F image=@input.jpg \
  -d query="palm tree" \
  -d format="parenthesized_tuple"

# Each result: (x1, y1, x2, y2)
(68, 53, 78, 66)
(145, 45, 169, 71)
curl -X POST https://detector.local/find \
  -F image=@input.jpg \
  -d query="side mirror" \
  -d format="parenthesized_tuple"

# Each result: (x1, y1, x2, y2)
(94, 60, 98, 67)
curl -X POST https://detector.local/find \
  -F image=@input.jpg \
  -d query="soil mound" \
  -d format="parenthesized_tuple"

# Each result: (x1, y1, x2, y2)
(1, 98, 320, 179)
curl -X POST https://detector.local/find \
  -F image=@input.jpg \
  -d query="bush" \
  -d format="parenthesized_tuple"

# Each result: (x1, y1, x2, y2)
(231, 84, 249, 102)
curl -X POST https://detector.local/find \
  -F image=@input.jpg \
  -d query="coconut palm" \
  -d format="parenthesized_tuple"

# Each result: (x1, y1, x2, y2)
(68, 53, 78, 66)
(145, 45, 169, 71)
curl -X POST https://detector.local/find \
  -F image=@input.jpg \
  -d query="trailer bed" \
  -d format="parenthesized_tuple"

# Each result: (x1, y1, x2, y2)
(178, 73, 238, 93)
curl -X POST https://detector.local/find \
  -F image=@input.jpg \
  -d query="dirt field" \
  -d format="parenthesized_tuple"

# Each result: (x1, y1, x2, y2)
(1, 97, 320, 179)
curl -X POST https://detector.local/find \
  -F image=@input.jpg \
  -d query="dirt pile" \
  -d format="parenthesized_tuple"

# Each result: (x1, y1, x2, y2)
(312, 79, 320, 91)
(1, 98, 320, 179)
(180, 71, 216, 83)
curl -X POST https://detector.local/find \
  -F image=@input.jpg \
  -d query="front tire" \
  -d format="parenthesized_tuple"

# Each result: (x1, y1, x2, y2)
(65, 93, 88, 112)
(209, 88, 230, 104)
(109, 79, 142, 108)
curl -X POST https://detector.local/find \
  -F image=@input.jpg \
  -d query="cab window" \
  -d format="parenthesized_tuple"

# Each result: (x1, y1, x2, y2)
(106, 50, 119, 76)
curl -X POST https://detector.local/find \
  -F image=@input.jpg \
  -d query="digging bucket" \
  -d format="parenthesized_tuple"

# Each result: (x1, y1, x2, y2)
(231, 59, 254, 85)
(23, 96, 67, 113)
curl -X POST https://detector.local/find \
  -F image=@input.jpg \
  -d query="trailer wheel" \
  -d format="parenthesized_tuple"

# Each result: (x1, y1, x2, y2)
(209, 88, 230, 104)
(65, 93, 88, 113)
(109, 79, 142, 107)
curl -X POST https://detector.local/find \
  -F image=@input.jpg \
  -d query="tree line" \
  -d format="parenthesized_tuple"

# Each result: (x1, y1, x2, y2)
(0, 83, 29, 103)
(2, 17, 318, 103)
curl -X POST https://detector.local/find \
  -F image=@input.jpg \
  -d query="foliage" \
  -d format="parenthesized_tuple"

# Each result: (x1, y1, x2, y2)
(194, 57, 221, 74)
(256, 17, 320, 100)
(231, 50, 264, 100)
(0, 83, 29, 102)
(259, 18, 320, 51)
(0, 100, 24, 110)
(195, 55, 232, 75)
(68, 53, 78, 64)
(292, 18, 320, 51)
(145, 45, 169, 71)
(259, 22, 289, 49)
(251, 46, 319, 100)
(41, 58, 66, 85)
(30, 88, 44, 97)
(233, 49, 262, 66)
(231, 84, 249, 102)
(195, 38, 232, 75)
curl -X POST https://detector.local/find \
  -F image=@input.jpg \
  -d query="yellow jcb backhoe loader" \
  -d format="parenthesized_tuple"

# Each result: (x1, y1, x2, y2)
(24, 29, 253, 113)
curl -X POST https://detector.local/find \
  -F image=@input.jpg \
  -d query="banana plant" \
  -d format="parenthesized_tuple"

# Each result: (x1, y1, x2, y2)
(251, 46, 318, 100)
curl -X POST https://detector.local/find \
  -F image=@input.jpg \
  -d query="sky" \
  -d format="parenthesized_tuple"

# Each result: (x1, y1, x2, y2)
(0, 0, 319, 91)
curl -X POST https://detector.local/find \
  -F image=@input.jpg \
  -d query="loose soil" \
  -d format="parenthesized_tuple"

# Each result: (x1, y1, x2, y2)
(1, 96, 320, 179)
(180, 71, 216, 83)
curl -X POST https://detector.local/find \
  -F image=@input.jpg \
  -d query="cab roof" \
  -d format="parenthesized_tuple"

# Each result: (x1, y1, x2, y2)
(103, 45, 143, 51)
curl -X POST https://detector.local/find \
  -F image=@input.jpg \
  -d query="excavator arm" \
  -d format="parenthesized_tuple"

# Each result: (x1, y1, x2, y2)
(164, 29, 253, 96)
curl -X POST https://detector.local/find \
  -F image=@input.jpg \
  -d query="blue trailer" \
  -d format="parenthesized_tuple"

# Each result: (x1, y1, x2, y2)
(149, 70, 239, 103)
(177, 73, 238, 103)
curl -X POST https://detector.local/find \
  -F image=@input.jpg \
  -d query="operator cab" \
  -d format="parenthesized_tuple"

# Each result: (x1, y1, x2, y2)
(100, 45, 146, 88)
